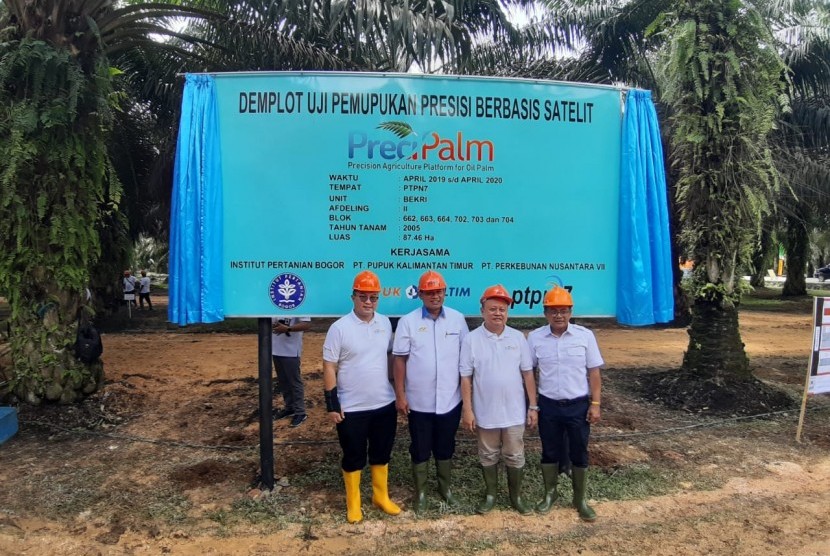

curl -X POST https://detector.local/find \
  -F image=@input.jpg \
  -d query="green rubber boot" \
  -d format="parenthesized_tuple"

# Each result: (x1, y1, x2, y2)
(435, 460, 459, 507)
(506, 466, 532, 515)
(476, 464, 499, 514)
(572, 467, 596, 521)
(536, 463, 560, 514)
(412, 461, 429, 514)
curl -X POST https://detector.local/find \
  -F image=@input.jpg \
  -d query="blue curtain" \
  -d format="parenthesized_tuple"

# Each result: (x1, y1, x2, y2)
(168, 74, 224, 325)
(617, 89, 674, 325)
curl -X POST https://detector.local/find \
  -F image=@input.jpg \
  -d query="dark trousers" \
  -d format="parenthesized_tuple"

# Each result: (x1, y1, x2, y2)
(138, 292, 152, 309)
(337, 401, 397, 472)
(538, 394, 590, 468)
(408, 402, 462, 463)
(272, 355, 305, 415)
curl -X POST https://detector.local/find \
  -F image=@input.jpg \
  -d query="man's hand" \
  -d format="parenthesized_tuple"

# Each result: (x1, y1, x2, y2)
(328, 410, 345, 424)
(527, 409, 538, 429)
(462, 407, 476, 432)
(395, 396, 410, 416)
(587, 404, 601, 424)
(272, 322, 290, 335)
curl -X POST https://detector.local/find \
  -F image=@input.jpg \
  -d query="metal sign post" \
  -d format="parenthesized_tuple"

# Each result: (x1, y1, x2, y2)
(257, 318, 275, 490)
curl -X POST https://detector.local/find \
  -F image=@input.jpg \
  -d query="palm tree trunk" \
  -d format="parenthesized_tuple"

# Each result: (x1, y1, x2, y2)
(749, 225, 773, 288)
(782, 204, 810, 296)
(1, 289, 102, 405)
(681, 298, 750, 379)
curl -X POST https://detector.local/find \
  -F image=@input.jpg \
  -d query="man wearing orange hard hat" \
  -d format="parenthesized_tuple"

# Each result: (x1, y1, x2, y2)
(527, 285, 604, 521)
(392, 270, 469, 513)
(322, 270, 401, 523)
(459, 284, 538, 514)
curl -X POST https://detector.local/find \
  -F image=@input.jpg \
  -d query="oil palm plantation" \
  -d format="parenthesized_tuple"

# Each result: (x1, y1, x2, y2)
(0, 0, 544, 404)
(0, 0, 222, 403)
(502, 0, 824, 395)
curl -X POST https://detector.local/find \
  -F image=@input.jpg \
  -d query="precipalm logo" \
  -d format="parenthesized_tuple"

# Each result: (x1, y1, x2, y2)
(348, 121, 495, 162)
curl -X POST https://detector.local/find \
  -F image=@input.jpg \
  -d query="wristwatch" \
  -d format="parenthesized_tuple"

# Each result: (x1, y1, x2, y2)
(528, 405, 539, 411)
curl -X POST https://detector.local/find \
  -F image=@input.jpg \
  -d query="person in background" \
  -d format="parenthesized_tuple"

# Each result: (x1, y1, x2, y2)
(271, 316, 311, 427)
(460, 284, 537, 515)
(527, 286, 603, 521)
(138, 270, 153, 311)
(393, 270, 468, 513)
(122, 270, 137, 307)
(322, 270, 401, 523)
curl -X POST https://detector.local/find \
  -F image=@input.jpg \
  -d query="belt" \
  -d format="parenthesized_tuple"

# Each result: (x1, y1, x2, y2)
(541, 395, 589, 406)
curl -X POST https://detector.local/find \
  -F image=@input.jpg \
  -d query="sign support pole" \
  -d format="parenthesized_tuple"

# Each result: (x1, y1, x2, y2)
(257, 318, 275, 489)
(796, 362, 811, 443)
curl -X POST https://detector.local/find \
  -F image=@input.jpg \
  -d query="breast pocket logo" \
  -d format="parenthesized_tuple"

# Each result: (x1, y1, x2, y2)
(269, 273, 306, 310)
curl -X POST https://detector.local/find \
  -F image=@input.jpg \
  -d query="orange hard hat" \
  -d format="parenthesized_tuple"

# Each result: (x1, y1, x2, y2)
(418, 270, 446, 291)
(543, 286, 573, 307)
(353, 270, 381, 293)
(480, 284, 512, 305)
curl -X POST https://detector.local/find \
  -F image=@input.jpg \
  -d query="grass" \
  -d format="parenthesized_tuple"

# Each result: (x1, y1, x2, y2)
(200, 438, 716, 531)
(739, 287, 818, 312)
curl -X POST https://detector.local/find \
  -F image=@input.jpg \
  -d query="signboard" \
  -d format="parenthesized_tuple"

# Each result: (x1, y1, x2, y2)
(808, 297, 830, 394)
(214, 72, 623, 317)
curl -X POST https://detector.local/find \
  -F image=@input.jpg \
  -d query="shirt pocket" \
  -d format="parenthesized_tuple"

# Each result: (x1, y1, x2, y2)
(564, 345, 587, 366)
(443, 330, 461, 349)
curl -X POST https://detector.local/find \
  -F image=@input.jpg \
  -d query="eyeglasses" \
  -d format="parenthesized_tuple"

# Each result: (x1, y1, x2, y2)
(421, 290, 445, 297)
(544, 308, 571, 316)
(354, 294, 379, 303)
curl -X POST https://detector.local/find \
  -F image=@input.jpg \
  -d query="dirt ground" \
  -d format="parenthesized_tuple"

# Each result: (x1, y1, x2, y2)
(2, 296, 830, 555)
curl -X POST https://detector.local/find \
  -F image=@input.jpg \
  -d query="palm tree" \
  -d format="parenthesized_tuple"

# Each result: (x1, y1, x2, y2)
(775, 1, 830, 296)
(0, 0, 218, 404)
(660, 0, 790, 381)
(517, 0, 827, 389)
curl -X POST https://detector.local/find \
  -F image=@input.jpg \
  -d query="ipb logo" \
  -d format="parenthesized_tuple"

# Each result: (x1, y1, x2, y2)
(269, 273, 306, 310)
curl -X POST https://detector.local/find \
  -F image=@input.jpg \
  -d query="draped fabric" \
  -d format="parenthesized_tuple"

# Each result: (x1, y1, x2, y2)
(617, 89, 674, 325)
(168, 74, 224, 325)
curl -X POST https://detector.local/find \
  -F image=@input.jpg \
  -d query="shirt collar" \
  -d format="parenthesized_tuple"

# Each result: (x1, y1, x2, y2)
(421, 306, 445, 319)
(350, 310, 376, 325)
(548, 323, 572, 337)
(482, 324, 506, 338)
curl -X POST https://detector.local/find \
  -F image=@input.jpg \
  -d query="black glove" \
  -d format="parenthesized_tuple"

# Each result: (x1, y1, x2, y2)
(324, 387, 341, 413)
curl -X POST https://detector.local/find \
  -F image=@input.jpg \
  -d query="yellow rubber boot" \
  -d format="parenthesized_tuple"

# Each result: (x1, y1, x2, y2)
(342, 470, 363, 523)
(370, 464, 401, 515)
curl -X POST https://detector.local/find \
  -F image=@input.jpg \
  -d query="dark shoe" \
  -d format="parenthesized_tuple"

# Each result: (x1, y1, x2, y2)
(435, 459, 459, 507)
(476, 465, 499, 515)
(412, 461, 429, 514)
(289, 414, 307, 428)
(273, 408, 294, 420)
(572, 467, 597, 521)
(536, 463, 560, 514)
(506, 466, 532, 515)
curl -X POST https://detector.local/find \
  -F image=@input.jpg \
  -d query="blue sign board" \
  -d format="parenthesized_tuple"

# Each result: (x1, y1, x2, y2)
(213, 73, 622, 317)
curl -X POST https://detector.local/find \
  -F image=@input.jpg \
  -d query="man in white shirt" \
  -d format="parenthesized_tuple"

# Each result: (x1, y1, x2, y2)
(322, 270, 401, 524)
(138, 270, 153, 311)
(122, 270, 137, 307)
(527, 286, 603, 521)
(393, 270, 469, 513)
(460, 284, 538, 515)
(271, 316, 311, 427)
